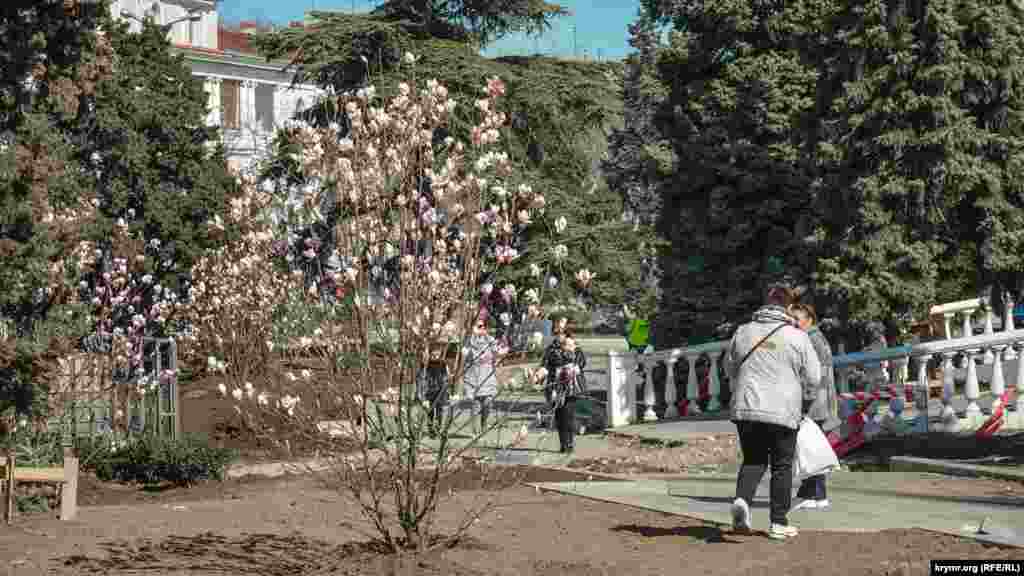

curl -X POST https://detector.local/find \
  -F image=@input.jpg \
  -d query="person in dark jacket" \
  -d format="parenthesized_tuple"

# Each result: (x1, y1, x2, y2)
(546, 326, 587, 454)
(417, 344, 450, 437)
(789, 302, 839, 510)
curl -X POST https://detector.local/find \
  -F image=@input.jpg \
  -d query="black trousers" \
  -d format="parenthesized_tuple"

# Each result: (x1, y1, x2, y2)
(554, 396, 577, 451)
(735, 420, 798, 526)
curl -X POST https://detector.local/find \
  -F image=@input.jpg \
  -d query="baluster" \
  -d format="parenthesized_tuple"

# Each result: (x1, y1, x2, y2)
(990, 345, 1006, 415)
(943, 313, 955, 340)
(1014, 342, 1024, 429)
(1005, 293, 1017, 361)
(643, 358, 657, 422)
(983, 300, 995, 364)
(686, 355, 699, 415)
(961, 309, 974, 340)
(707, 353, 722, 412)
(913, 356, 929, 433)
(940, 352, 958, 432)
(664, 356, 679, 419)
(964, 348, 982, 426)
(898, 355, 912, 410)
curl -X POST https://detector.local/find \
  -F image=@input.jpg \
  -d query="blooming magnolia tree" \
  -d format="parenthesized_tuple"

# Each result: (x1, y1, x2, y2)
(191, 56, 591, 551)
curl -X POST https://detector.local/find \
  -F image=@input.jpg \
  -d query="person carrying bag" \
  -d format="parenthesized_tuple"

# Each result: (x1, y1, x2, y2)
(726, 284, 821, 540)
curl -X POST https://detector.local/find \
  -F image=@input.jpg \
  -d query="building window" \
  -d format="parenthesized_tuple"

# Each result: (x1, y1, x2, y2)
(221, 79, 240, 129)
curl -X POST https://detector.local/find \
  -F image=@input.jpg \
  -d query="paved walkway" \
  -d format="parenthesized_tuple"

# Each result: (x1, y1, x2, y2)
(531, 472, 1024, 547)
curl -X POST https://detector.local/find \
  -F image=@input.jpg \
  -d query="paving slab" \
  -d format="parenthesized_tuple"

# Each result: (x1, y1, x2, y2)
(530, 471, 1024, 547)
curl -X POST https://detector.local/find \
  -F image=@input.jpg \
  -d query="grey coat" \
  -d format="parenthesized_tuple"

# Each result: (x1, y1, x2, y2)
(804, 327, 841, 432)
(726, 306, 822, 430)
(462, 334, 499, 398)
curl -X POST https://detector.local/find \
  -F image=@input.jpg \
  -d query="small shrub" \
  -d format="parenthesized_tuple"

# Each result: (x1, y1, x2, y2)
(82, 435, 236, 487)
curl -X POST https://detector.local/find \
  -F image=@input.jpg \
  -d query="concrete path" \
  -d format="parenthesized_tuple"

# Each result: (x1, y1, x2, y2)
(531, 471, 1024, 547)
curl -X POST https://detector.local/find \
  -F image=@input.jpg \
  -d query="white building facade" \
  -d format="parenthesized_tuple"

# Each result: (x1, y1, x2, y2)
(110, 0, 321, 171)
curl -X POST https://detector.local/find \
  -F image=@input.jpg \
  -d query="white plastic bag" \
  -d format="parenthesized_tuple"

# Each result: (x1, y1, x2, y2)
(793, 417, 840, 481)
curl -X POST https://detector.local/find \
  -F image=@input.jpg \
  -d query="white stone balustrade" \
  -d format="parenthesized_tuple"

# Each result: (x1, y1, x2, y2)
(606, 326, 1024, 431)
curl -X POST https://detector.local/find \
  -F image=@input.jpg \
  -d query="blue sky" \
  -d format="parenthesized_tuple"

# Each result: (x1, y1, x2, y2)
(217, 0, 642, 60)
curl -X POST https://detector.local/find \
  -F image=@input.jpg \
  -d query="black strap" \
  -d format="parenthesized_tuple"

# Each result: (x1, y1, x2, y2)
(736, 323, 787, 371)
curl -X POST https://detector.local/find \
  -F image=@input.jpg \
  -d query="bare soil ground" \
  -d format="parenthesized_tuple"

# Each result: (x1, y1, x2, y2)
(1, 466, 1021, 576)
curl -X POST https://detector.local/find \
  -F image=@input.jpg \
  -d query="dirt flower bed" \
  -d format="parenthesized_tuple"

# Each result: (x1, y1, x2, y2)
(569, 434, 740, 475)
(0, 467, 1018, 576)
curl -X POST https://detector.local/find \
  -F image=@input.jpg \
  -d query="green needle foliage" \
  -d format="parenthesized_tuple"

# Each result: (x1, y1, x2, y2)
(0, 0, 235, 423)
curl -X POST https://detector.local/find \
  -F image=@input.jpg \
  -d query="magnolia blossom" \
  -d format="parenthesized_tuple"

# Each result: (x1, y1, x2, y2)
(232, 387, 243, 401)
(554, 216, 568, 234)
(547, 276, 559, 289)
(523, 288, 540, 304)
(575, 269, 594, 288)
(217, 383, 227, 396)
(481, 283, 494, 296)
(499, 312, 511, 326)
(551, 244, 568, 262)
(530, 263, 542, 278)
(257, 392, 269, 407)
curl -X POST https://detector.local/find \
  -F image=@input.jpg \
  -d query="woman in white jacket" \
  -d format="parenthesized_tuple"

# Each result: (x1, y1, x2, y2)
(726, 285, 821, 540)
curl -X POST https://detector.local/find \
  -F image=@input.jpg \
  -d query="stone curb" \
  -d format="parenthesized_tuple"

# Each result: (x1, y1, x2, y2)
(890, 456, 1024, 483)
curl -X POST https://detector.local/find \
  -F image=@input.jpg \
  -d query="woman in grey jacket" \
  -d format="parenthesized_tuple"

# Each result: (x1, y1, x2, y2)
(789, 303, 839, 509)
(726, 286, 821, 540)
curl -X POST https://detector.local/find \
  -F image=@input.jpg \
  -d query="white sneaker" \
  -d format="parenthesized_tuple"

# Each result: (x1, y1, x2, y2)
(731, 498, 752, 533)
(791, 499, 818, 511)
(768, 523, 799, 540)
(815, 499, 830, 509)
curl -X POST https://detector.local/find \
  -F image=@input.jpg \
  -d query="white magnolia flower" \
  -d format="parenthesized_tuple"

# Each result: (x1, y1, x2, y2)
(217, 383, 227, 396)
(301, 369, 312, 380)
(257, 392, 269, 407)
(231, 388, 243, 401)
(554, 216, 568, 234)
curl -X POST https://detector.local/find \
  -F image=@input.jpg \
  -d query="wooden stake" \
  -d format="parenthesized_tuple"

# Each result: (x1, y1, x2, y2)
(4, 448, 15, 525)
(60, 447, 78, 521)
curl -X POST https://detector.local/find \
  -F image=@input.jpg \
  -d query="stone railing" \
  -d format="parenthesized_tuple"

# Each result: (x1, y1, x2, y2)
(606, 340, 730, 428)
(605, 325, 1024, 431)
(929, 296, 1018, 361)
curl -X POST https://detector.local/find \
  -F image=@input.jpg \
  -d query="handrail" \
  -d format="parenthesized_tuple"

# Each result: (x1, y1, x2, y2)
(929, 298, 982, 316)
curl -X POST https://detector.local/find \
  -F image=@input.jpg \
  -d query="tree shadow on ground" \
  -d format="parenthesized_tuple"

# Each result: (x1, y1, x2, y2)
(611, 523, 738, 543)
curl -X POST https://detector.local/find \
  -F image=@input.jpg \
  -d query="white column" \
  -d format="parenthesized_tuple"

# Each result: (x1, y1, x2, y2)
(943, 313, 954, 340)
(241, 80, 257, 130)
(642, 356, 657, 422)
(203, 76, 222, 127)
(685, 355, 698, 414)
(606, 352, 631, 428)
(964, 348, 982, 426)
(663, 356, 679, 419)
(983, 302, 995, 364)
(990, 345, 1006, 410)
(913, 356, 929, 433)
(940, 352, 958, 432)
(1004, 294, 1017, 360)
(961, 309, 974, 340)
(707, 354, 722, 412)
(1014, 343, 1024, 428)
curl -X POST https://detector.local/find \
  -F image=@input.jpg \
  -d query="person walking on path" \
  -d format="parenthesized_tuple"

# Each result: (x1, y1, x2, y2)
(463, 315, 505, 432)
(788, 302, 840, 510)
(546, 327, 587, 454)
(417, 344, 450, 438)
(726, 285, 821, 540)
